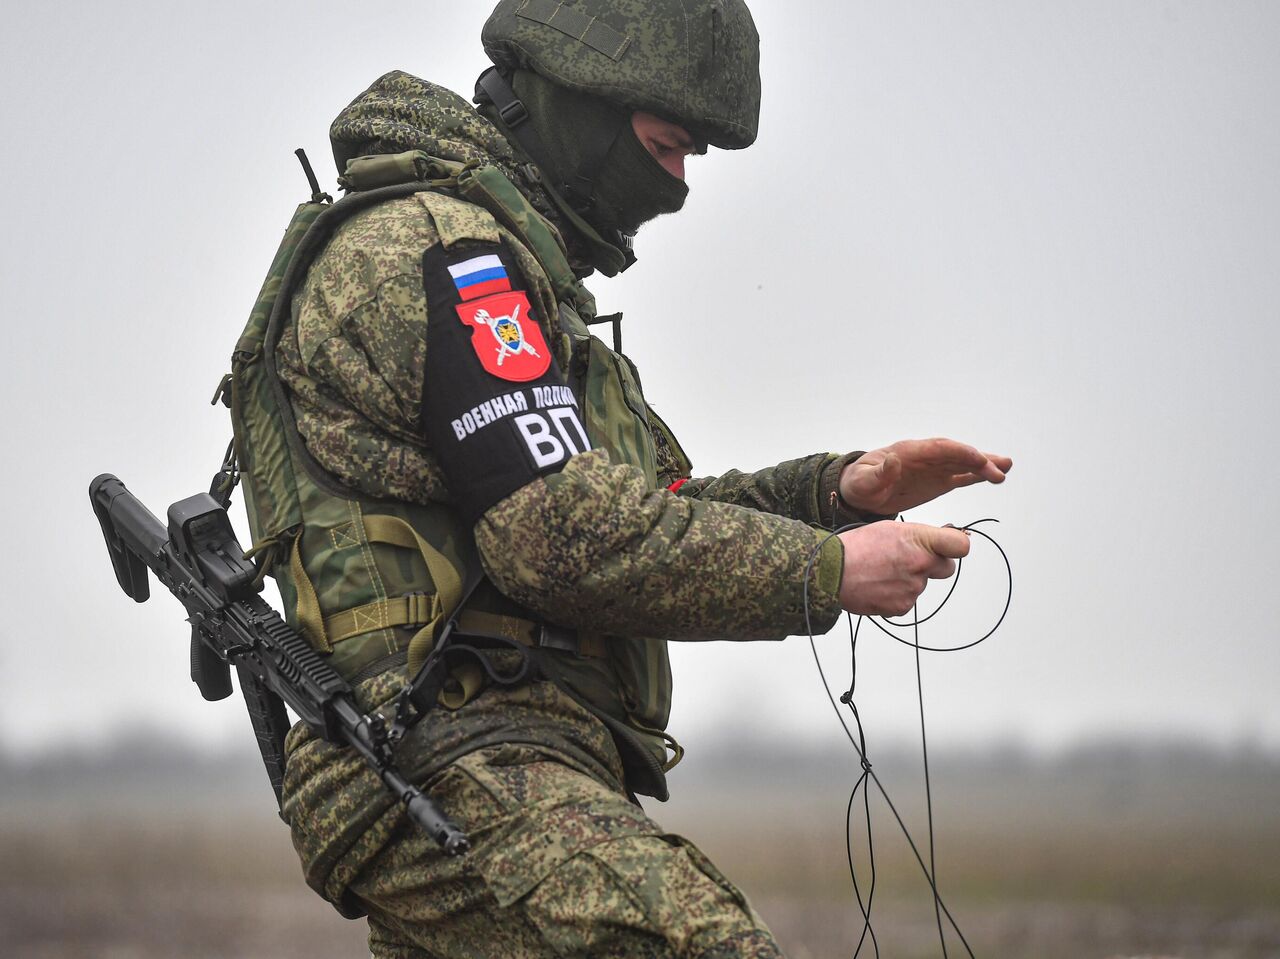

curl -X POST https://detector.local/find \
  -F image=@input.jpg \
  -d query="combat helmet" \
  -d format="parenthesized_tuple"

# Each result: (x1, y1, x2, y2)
(482, 0, 761, 150)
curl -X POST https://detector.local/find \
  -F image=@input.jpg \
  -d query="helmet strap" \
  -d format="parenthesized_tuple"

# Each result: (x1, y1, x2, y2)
(475, 67, 637, 273)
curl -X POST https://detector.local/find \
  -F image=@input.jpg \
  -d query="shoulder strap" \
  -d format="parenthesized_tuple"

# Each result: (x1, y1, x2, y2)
(455, 163, 600, 318)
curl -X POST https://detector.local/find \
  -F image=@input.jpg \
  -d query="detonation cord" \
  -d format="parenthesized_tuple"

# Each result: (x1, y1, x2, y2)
(803, 517, 1012, 958)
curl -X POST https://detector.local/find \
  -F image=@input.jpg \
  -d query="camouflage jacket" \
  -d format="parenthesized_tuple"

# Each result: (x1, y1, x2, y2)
(272, 71, 890, 911)
(276, 72, 876, 789)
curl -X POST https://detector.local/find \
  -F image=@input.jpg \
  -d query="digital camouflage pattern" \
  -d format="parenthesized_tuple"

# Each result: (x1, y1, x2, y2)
(476, 449, 843, 641)
(277, 169, 847, 748)
(266, 64, 860, 953)
(330, 72, 523, 187)
(289, 77, 846, 616)
(329, 71, 587, 272)
(358, 745, 785, 958)
(679, 450, 868, 528)
(285, 666, 784, 956)
(483, 0, 762, 149)
(283, 665, 626, 909)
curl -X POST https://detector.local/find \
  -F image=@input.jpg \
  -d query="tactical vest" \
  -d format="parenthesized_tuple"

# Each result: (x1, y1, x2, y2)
(225, 152, 691, 795)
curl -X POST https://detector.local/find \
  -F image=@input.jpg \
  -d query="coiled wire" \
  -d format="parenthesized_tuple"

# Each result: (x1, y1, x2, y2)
(803, 518, 1012, 958)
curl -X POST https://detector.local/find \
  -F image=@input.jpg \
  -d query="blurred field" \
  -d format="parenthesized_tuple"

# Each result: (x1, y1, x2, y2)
(2, 738, 1277, 958)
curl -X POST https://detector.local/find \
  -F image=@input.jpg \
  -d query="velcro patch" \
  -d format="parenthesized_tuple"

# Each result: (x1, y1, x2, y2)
(516, 0, 632, 61)
(448, 253, 512, 300)
(422, 242, 591, 522)
(456, 290, 552, 383)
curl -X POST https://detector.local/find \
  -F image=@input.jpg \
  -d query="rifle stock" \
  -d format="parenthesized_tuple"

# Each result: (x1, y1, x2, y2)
(88, 473, 470, 856)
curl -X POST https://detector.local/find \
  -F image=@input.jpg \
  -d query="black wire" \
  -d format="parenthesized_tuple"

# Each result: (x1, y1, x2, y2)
(808, 627, 976, 957)
(813, 511, 881, 955)
(842, 613, 879, 958)
(847, 770, 879, 958)
(865, 520, 1012, 653)
(804, 516, 1011, 958)
(915, 603, 949, 958)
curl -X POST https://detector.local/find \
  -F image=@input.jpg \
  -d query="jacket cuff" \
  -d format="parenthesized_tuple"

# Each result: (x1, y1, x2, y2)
(804, 530, 845, 634)
(816, 452, 897, 529)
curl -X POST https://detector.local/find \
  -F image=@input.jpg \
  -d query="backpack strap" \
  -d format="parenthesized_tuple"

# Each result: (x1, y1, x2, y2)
(286, 513, 463, 672)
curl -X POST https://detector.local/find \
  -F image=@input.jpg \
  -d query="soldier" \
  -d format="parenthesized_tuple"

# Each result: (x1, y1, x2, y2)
(256, 1, 1012, 956)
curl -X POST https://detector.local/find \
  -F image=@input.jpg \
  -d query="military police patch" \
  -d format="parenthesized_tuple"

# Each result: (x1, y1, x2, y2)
(456, 290, 551, 382)
(422, 242, 590, 522)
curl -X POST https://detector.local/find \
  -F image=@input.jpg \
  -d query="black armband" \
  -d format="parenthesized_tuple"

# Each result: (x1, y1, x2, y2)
(422, 242, 591, 523)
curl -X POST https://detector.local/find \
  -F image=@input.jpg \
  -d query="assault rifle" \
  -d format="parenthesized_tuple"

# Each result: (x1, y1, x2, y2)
(88, 474, 470, 855)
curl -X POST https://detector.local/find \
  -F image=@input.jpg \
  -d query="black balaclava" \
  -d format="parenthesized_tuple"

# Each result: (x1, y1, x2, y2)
(507, 69, 690, 243)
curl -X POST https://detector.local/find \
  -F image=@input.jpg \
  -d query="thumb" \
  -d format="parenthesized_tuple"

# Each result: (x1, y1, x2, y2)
(876, 451, 902, 489)
(914, 524, 971, 559)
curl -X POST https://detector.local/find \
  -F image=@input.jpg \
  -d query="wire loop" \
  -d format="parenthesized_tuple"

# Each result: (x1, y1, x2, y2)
(803, 515, 1012, 957)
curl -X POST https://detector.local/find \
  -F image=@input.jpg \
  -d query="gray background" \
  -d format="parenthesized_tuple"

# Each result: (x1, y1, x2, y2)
(2, 0, 1277, 762)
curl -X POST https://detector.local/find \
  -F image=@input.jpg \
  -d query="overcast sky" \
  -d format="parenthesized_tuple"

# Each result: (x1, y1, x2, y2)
(2, 0, 1277, 763)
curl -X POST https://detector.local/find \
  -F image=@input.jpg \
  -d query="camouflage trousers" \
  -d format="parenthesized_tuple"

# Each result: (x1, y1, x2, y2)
(350, 743, 784, 959)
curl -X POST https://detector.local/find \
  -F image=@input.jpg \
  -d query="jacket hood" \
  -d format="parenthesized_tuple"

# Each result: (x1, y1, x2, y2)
(330, 70, 615, 277)
(330, 70, 520, 176)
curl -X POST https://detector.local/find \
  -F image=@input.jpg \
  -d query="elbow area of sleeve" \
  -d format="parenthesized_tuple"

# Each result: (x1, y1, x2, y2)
(474, 449, 846, 640)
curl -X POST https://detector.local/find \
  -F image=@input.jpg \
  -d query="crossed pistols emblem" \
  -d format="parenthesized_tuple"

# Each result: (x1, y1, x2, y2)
(455, 289, 551, 382)
(472, 303, 540, 367)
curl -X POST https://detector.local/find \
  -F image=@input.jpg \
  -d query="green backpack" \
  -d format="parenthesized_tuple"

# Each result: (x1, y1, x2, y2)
(221, 151, 478, 686)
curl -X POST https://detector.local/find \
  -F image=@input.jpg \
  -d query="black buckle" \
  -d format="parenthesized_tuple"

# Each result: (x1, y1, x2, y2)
(476, 67, 530, 128)
(537, 624, 580, 655)
(498, 97, 529, 127)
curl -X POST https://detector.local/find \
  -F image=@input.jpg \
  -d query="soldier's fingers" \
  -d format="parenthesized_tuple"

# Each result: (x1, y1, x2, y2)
(881, 596, 918, 618)
(892, 577, 929, 614)
(984, 453, 1014, 475)
(976, 454, 1008, 483)
(917, 441, 1013, 484)
(926, 555, 957, 580)
(915, 524, 971, 559)
(912, 438, 986, 469)
(943, 461, 1007, 487)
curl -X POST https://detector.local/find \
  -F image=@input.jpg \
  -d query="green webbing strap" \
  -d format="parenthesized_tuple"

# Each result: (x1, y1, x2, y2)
(359, 514, 464, 675)
(290, 533, 332, 653)
(438, 660, 487, 711)
(287, 515, 463, 667)
(242, 536, 285, 589)
(322, 593, 438, 645)
(324, 602, 610, 663)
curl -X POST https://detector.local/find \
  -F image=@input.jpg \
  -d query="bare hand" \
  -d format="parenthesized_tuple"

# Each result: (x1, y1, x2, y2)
(840, 438, 1012, 515)
(837, 521, 970, 616)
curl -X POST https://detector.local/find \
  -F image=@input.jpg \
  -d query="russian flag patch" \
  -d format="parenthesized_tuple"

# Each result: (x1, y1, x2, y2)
(448, 254, 512, 301)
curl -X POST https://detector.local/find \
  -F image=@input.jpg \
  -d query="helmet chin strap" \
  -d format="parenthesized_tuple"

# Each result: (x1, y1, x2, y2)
(475, 67, 637, 274)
